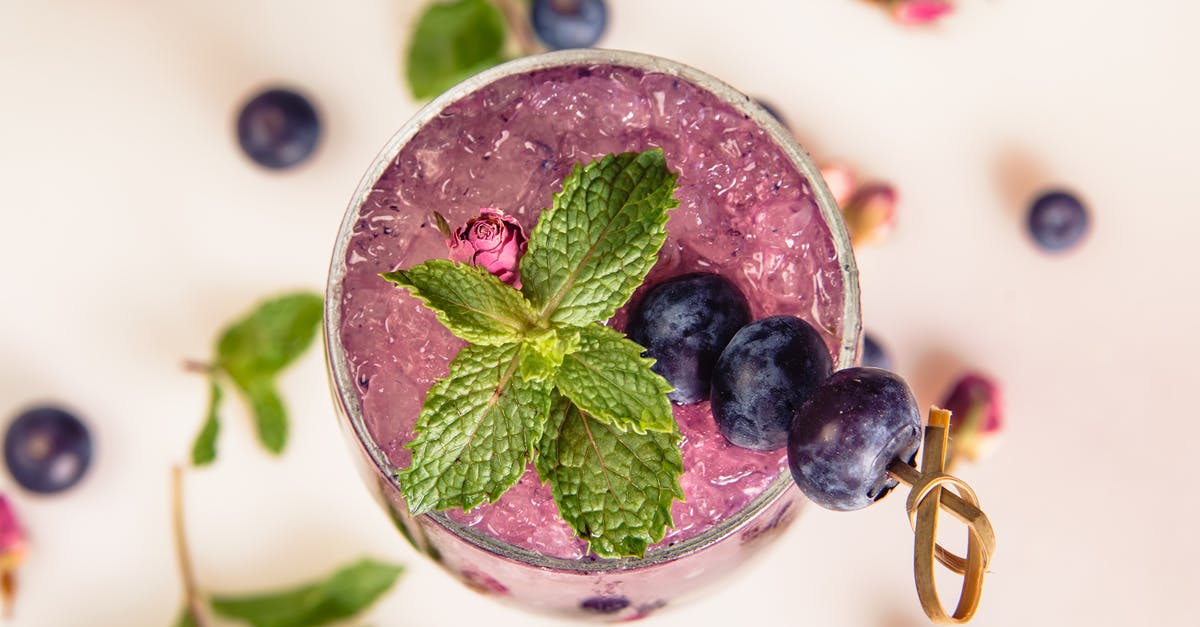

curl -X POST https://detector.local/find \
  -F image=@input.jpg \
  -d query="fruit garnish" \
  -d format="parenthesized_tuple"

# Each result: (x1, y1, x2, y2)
(1027, 189, 1089, 252)
(380, 149, 682, 558)
(530, 0, 608, 50)
(941, 372, 1003, 465)
(787, 368, 996, 622)
(627, 273, 751, 404)
(236, 88, 321, 170)
(711, 316, 833, 451)
(4, 406, 92, 494)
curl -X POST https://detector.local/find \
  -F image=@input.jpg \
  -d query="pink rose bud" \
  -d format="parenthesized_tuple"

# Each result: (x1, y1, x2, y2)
(443, 208, 528, 288)
(819, 162, 858, 208)
(841, 183, 896, 245)
(0, 494, 25, 617)
(941, 373, 1004, 464)
(891, 0, 954, 25)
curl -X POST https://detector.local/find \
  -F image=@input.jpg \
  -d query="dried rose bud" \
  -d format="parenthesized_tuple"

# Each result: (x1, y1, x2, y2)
(841, 183, 896, 245)
(443, 208, 528, 288)
(941, 373, 1004, 464)
(0, 495, 25, 617)
(819, 162, 857, 208)
(890, 0, 954, 25)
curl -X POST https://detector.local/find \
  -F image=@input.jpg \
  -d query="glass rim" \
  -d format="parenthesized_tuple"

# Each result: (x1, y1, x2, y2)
(324, 48, 862, 572)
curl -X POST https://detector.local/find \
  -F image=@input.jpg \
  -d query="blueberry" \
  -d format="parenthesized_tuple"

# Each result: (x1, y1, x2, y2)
(861, 331, 892, 370)
(580, 595, 630, 614)
(628, 273, 752, 404)
(236, 88, 321, 169)
(5, 406, 93, 494)
(530, 0, 607, 50)
(710, 316, 833, 450)
(1027, 189, 1089, 251)
(787, 367, 921, 511)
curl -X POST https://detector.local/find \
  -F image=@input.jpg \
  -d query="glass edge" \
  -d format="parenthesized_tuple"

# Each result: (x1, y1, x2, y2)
(324, 48, 862, 573)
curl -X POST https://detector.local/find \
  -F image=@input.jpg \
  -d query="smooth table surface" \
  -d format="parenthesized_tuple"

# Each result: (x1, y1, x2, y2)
(1, 1, 1198, 625)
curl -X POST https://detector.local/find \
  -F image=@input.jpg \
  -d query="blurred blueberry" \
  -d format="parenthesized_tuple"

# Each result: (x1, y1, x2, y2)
(236, 87, 321, 169)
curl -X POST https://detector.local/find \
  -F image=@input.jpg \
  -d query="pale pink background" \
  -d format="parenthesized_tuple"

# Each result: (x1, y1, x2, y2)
(1, 1, 1197, 626)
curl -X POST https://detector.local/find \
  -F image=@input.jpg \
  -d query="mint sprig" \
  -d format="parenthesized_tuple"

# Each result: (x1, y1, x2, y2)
(406, 0, 508, 99)
(188, 292, 323, 465)
(382, 149, 684, 557)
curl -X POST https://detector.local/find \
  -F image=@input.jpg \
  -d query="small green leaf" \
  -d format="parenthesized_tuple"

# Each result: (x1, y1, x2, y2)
(554, 323, 675, 433)
(535, 394, 684, 558)
(216, 292, 323, 383)
(406, 0, 507, 99)
(191, 379, 223, 466)
(517, 342, 559, 383)
(381, 260, 537, 345)
(521, 150, 679, 326)
(242, 379, 287, 454)
(214, 292, 321, 455)
(174, 605, 200, 627)
(210, 558, 403, 627)
(399, 343, 553, 514)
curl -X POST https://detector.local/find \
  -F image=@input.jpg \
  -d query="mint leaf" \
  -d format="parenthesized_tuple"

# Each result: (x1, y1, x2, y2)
(191, 379, 222, 466)
(381, 260, 536, 345)
(216, 293, 323, 382)
(535, 394, 684, 558)
(214, 292, 322, 455)
(406, 0, 507, 100)
(242, 379, 287, 454)
(399, 343, 553, 514)
(210, 558, 403, 627)
(554, 323, 675, 433)
(521, 150, 678, 326)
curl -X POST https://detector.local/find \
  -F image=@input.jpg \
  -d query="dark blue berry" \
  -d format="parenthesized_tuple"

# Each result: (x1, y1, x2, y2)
(580, 595, 629, 614)
(628, 273, 751, 404)
(5, 406, 94, 494)
(1027, 189, 1089, 251)
(787, 367, 921, 511)
(236, 88, 321, 169)
(711, 316, 833, 450)
(861, 331, 892, 370)
(530, 0, 607, 50)
(754, 98, 788, 129)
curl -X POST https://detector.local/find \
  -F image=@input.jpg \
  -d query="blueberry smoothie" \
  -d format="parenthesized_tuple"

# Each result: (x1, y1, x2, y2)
(327, 50, 859, 619)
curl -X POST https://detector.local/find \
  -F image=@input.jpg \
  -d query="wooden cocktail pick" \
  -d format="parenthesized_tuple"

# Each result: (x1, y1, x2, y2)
(887, 408, 997, 624)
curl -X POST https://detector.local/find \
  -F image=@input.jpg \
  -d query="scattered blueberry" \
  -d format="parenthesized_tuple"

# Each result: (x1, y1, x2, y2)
(861, 331, 892, 370)
(628, 273, 752, 404)
(530, 0, 608, 50)
(4, 406, 93, 494)
(580, 595, 630, 614)
(754, 98, 788, 129)
(710, 316, 833, 450)
(236, 88, 321, 169)
(787, 367, 921, 511)
(1027, 189, 1089, 252)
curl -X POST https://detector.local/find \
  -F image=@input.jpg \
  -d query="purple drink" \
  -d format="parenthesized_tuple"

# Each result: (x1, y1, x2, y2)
(326, 50, 859, 619)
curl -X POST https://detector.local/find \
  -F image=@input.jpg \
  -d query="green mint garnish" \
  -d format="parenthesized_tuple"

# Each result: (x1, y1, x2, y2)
(399, 343, 553, 514)
(381, 149, 683, 557)
(521, 151, 678, 326)
(188, 292, 323, 464)
(406, 0, 508, 100)
(380, 260, 536, 345)
(554, 323, 674, 433)
(207, 558, 404, 627)
(535, 394, 685, 558)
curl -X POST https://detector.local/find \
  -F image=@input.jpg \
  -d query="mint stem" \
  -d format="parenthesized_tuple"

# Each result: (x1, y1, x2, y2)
(172, 465, 208, 627)
(182, 359, 214, 375)
(494, 0, 540, 56)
